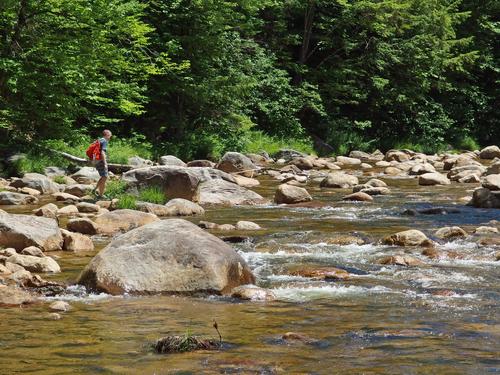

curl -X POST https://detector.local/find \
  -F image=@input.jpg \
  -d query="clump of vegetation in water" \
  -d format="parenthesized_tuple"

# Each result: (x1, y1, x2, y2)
(138, 186, 166, 205)
(153, 335, 219, 354)
(153, 321, 223, 354)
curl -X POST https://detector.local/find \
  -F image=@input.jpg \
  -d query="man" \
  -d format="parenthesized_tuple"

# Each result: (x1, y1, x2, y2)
(94, 129, 112, 198)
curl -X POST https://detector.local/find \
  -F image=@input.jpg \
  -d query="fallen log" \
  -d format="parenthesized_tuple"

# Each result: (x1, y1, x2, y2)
(49, 150, 134, 174)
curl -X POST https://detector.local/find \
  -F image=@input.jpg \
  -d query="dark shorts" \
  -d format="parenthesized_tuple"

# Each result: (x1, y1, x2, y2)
(95, 161, 108, 177)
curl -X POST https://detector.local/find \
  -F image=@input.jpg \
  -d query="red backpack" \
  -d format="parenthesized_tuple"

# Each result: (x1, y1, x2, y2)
(86, 139, 101, 161)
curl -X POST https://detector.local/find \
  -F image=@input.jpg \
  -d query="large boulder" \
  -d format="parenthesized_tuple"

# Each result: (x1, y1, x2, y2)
(7, 253, 60, 273)
(0, 191, 38, 205)
(469, 188, 500, 209)
(94, 209, 159, 235)
(320, 173, 359, 188)
(382, 230, 433, 246)
(216, 152, 258, 177)
(10, 173, 60, 194)
(197, 179, 267, 206)
(0, 212, 62, 251)
(71, 167, 100, 184)
(479, 145, 500, 159)
(159, 155, 186, 167)
(482, 174, 500, 191)
(418, 173, 450, 186)
(77, 219, 255, 295)
(122, 166, 235, 202)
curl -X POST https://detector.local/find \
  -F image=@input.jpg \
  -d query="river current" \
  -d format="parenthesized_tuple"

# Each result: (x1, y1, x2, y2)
(1, 175, 499, 374)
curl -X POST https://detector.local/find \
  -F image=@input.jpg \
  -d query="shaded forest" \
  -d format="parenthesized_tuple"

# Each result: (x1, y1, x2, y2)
(0, 0, 498, 163)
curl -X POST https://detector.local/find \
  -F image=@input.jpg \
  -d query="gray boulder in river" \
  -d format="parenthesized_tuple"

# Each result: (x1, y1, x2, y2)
(122, 166, 235, 201)
(0, 211, 63, 251)
(77, 219, 255, 295)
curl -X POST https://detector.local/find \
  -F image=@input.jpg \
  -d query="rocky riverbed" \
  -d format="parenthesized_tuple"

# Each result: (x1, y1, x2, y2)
(1, 146, 499, 373)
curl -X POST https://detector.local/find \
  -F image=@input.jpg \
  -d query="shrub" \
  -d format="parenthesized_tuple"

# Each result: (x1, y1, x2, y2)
(454, 136, 480, 151)
(244, 130, 315, 156)
(139, 186, 166, 204)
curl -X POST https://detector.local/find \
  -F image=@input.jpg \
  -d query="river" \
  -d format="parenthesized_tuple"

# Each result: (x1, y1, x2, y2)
(1, 175, 499, 374)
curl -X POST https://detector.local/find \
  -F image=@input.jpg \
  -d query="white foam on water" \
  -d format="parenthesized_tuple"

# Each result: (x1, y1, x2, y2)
(391, 268, 484, 288)
(266, 274, 310, 282)
(272, 284, 394, 302)
(439, 240, 478, 251)
(41, 285, 116, 303)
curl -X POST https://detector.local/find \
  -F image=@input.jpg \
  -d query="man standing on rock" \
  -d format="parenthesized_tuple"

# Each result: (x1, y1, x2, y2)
(94, 129, 112, 198)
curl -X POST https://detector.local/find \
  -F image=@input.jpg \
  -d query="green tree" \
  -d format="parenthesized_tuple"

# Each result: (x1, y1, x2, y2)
(0, 0, 153, 142)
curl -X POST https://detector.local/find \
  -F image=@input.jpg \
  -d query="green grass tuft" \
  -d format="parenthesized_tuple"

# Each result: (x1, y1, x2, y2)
(52, 175, 66, 184)
(116, 194, 137, 209)
(138, 186, 166, 205)
(105, 179, 129, 199)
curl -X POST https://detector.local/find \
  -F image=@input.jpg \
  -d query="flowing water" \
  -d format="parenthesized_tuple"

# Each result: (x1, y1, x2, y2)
(1, 174, 499, 374)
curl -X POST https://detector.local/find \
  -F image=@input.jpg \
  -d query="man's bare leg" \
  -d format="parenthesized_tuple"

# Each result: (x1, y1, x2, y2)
(96, 176, 107, 196)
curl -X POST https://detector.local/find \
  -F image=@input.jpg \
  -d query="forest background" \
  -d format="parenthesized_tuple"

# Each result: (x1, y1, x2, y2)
(0, 0, 498, 173)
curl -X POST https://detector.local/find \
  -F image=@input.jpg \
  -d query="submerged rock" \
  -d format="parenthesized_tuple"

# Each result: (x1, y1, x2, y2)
(378, 255, 425, 267)
(77, 219, 255, 295)
(291, 267, 351, 280)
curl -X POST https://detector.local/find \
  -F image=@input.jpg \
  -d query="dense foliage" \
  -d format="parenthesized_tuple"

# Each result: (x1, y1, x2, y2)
(0, 0, 498, 161)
